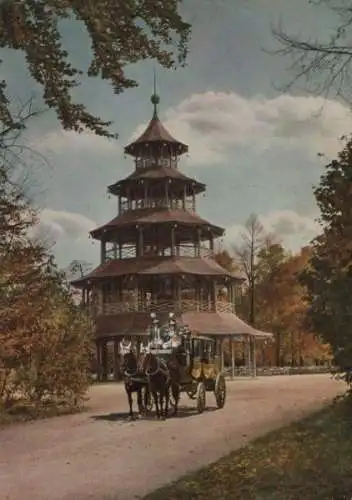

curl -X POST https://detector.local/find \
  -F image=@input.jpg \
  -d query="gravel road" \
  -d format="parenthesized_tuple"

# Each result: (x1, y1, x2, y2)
(0, 374, 345, 500)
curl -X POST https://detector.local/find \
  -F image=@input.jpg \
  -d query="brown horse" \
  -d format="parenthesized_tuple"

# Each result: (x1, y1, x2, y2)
(140, 352, 172, 419)
(121, 349, 147, 420)
(140, 350, 181, 419)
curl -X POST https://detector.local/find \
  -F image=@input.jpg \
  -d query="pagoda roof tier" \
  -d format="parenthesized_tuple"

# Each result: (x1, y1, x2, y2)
(90, 207, 224, 241)
(71, 256, 242, 287)
(124, 117, 188, 157)
(108, 165, 205, 197)
(95, 311, 273, 339)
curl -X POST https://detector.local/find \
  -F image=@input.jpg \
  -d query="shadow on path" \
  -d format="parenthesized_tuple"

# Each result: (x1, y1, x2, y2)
(90, 405, 219, 423)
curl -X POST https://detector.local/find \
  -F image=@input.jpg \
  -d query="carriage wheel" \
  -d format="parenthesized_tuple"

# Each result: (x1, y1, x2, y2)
(186, 388, 197, 400)
(214, 373, 226, 409)
(143, 387, 153, 414)
(196, 382, 206, 414)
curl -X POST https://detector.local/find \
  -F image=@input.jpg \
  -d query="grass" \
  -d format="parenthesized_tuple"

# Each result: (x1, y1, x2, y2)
(0, 399, 87, 426)
(144, 395, 352, 500)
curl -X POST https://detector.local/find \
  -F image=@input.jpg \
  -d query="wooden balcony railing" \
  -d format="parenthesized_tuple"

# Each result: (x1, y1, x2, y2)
(105, 243, 212, 260)
(99, 299, 234, 315)
(119, 197, 194, 214)
(135, 157, 178, 170)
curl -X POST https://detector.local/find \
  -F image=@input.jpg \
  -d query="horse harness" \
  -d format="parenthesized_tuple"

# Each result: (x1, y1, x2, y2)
(145, 356, 171, 384)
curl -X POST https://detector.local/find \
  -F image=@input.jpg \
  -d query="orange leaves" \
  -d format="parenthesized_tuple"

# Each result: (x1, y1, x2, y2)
(0, 167, 94, 407)
(214, 250, 239, 273)
(255, 245, 330, 365)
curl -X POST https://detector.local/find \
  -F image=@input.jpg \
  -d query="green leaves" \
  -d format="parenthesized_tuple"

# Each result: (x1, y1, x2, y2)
(0, 0, 191, 137)
(301, 138, 352, 380)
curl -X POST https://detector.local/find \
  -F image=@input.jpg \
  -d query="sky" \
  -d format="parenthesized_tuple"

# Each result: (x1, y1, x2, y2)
(3, 0, 351, 270)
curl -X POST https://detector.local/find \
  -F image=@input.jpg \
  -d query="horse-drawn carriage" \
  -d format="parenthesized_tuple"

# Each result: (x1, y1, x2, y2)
(120, 312, 226, 419)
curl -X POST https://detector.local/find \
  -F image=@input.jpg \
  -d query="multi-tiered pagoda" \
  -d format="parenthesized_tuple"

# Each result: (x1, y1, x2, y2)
(73, 89, 270, 380)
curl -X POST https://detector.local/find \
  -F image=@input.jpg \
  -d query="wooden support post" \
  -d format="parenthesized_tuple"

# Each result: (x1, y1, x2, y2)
(231, 283, 236, 313)
(113, 339, 120, 381)
(118, 240, 122, 259)
(118, 195, 122, 214)
(231, 337, 235, 379)
(183, 185, 187, 210)
(100, 239, 106, 264)
(165, 181, 169, 207)
(138, 227, 143, 257)
(144, 182, 148, 208)
(247, 336, 252, 377)
(197, 228, 201, 257)
(101, 340, 108, 381)
(209, 233, 214, 257)
(127, 187, 132, 210)
(211, 280, 216, 312)
(171, 225, 176, 256)
(252, 336, 257, 378)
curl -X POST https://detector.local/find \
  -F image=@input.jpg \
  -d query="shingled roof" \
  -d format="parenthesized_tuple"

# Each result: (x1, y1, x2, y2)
(108, 165, 205, 196)
(71, 256, 242, 287)
(90, 207, 224, 239)
(124, 93, 188, 156)
(95, 311, 272, 339)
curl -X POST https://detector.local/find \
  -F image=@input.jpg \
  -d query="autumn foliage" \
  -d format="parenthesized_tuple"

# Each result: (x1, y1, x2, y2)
(216, 235, 332, 368)
(0, 165, 94, 412)
(254, 244, 331, 366)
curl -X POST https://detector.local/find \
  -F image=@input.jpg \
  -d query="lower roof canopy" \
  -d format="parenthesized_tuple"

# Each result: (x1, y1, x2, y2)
(95, 311, 273, 339)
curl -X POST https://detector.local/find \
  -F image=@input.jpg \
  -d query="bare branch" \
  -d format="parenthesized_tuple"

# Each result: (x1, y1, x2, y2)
(269, 1, 352, 104)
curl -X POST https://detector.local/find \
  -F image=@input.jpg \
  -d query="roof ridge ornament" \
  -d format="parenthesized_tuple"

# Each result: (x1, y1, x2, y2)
(151, 65, 160, 119)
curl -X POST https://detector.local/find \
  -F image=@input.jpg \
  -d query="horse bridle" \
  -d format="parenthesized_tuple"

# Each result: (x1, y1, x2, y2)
(144, 353, 170, 380)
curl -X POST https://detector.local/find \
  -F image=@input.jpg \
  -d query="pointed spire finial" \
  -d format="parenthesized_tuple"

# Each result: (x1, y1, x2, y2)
(150, 65, 160, 119)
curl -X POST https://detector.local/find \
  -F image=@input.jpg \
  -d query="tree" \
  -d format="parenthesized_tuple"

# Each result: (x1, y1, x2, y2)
(255, 244, 331, 366)
(254, 241, 288, 365)
(300, 138, 352, 383)
(271, 1, 352, 103)
(256, 241, 287, 282)
(0, 0, 191, 137)
(214, 249, 238, 273)
(0, 109, 94, 410)
(67, 260, 92, 279)
(233, 214, 267, 325)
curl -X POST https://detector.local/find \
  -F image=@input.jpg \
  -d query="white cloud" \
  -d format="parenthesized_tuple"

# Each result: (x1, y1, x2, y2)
(131, 91, 352, 167)
(225, 210, 320, 252)
(30, 129, 120, 156)
(33, 208, 96, 246)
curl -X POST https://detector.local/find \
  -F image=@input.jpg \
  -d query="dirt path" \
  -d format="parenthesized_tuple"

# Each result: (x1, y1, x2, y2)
(0, 374, 345, 500)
